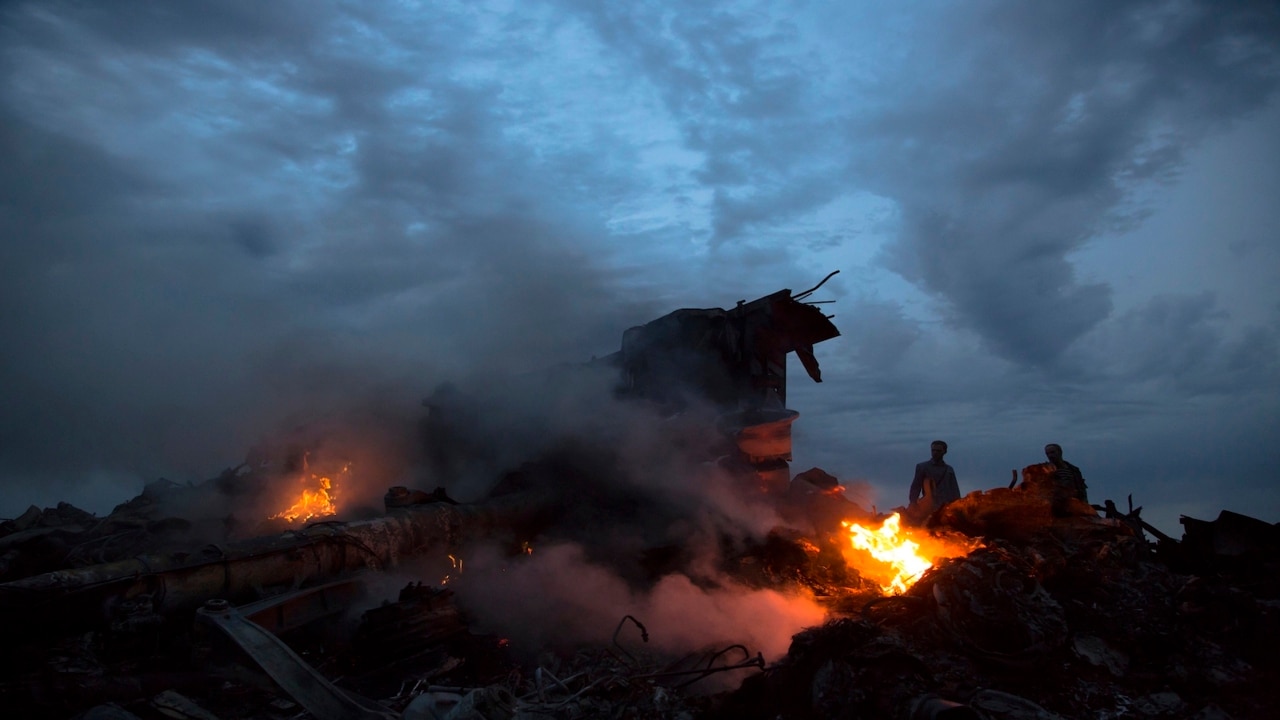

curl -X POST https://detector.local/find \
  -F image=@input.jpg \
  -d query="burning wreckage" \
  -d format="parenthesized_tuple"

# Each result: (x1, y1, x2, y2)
(2, 277, 1279, 720)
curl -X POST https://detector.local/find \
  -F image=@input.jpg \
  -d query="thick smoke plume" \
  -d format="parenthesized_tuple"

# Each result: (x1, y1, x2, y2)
(451, 542, 825, 663)
(404, 363, 838, 663)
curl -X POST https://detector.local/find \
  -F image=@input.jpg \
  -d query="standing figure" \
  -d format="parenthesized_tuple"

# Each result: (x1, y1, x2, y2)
(907, 440, 961, 522)
(1043, 443, 1088, 503)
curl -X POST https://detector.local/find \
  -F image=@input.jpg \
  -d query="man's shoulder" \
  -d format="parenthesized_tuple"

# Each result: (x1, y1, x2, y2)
(915, 461, 954, 472)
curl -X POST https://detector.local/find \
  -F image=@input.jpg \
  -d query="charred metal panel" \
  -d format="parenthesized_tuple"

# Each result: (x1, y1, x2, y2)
(617, 287, 840, 412)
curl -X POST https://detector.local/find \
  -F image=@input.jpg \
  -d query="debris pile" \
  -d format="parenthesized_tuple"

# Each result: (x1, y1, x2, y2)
(715, 486, 1280, 720)
(2, 466, 1277, 719)
(2, 283, 1276, 719)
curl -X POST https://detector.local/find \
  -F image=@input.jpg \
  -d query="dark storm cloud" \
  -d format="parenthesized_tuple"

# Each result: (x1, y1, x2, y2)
(1, 0, 1277, 532)
(227, 215, 277, 258)
(580, 0, 1280, 532)
(565, 0, 844, 244)
(860, 0, 1280, 366)
(0, 0, 646, 513)
(1067, 292, 1280, 395)
(841, 300, 919, 371)
(572, 0, 1279, 366)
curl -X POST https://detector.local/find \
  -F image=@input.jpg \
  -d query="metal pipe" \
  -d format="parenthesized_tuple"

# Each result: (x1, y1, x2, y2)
(0, 490, 551, 638)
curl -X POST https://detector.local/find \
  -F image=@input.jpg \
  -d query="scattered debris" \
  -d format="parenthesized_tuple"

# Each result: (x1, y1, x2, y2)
(1, 284, 1276, 719)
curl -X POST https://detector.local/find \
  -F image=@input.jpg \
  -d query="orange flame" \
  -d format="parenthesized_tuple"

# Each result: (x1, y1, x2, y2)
(271, 466, 345, 523)
(442, 553, 463, 586)
(841, 513, 976, 595)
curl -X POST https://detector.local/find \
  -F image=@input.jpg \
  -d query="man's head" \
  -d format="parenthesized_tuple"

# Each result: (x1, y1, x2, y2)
(930, 440, 948, 462)
(1044, 443, 1063, 464)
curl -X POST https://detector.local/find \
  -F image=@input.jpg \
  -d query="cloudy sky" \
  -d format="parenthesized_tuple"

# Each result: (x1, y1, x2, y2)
(2, 0, 1277, 535)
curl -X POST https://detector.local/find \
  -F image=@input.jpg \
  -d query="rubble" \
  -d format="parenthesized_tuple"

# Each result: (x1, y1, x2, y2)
(2, 283, 1277, 718)
(0, 486, 560, 641)
(711, 499, 1280, 720)
(4, 473, 1272, 719)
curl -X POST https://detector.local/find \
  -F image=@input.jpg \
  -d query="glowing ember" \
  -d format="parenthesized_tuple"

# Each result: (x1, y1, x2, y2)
(442, 553, 463, 586)
(270, 466, 345, 523)
(841, 513, 976, 595)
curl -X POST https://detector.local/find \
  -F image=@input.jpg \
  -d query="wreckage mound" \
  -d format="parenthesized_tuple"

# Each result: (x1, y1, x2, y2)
(713, 490, 1280, 720)
(3, 464, 1279, 719)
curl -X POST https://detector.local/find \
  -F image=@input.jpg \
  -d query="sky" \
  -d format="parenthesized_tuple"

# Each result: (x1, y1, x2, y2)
(2, 0, 1278, 536)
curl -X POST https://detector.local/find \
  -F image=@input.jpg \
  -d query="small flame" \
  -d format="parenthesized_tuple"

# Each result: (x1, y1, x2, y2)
(270, 465, 346, 523)
(442, 553, 463, 585)
(841, 513, 975, 595)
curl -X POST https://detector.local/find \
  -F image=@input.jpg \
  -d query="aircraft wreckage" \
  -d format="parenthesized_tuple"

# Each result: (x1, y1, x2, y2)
(2, 274, 1278, 720)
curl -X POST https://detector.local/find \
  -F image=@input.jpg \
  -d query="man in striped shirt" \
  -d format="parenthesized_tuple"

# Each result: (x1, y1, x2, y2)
(1044, 443, 1088, 503)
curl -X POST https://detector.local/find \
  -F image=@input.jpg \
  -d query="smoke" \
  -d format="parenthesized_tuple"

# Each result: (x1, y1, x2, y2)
(237, 404, 436, 516)
(0, 2, 854, 668)
(450, 542, 825, 663)
(410, 366, 835, 664)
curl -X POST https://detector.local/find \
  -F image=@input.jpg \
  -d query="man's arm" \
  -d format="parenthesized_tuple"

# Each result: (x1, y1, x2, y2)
(1073, 465, 1089, 503)
(909, 463, 925, 503)
(940, 466, 961, 503)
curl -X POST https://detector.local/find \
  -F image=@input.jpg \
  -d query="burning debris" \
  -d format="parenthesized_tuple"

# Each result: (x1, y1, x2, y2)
(1, 282, 1277, 719)
(840, 513, 980, 595)
(269, 465, 344, 524)
(717, 495, 1280, 720)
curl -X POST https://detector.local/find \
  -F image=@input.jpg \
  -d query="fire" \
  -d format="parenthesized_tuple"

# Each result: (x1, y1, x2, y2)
(441, 554, 463, 586)
(841, 513, 976, 595)
(270, 465, 346, 523)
